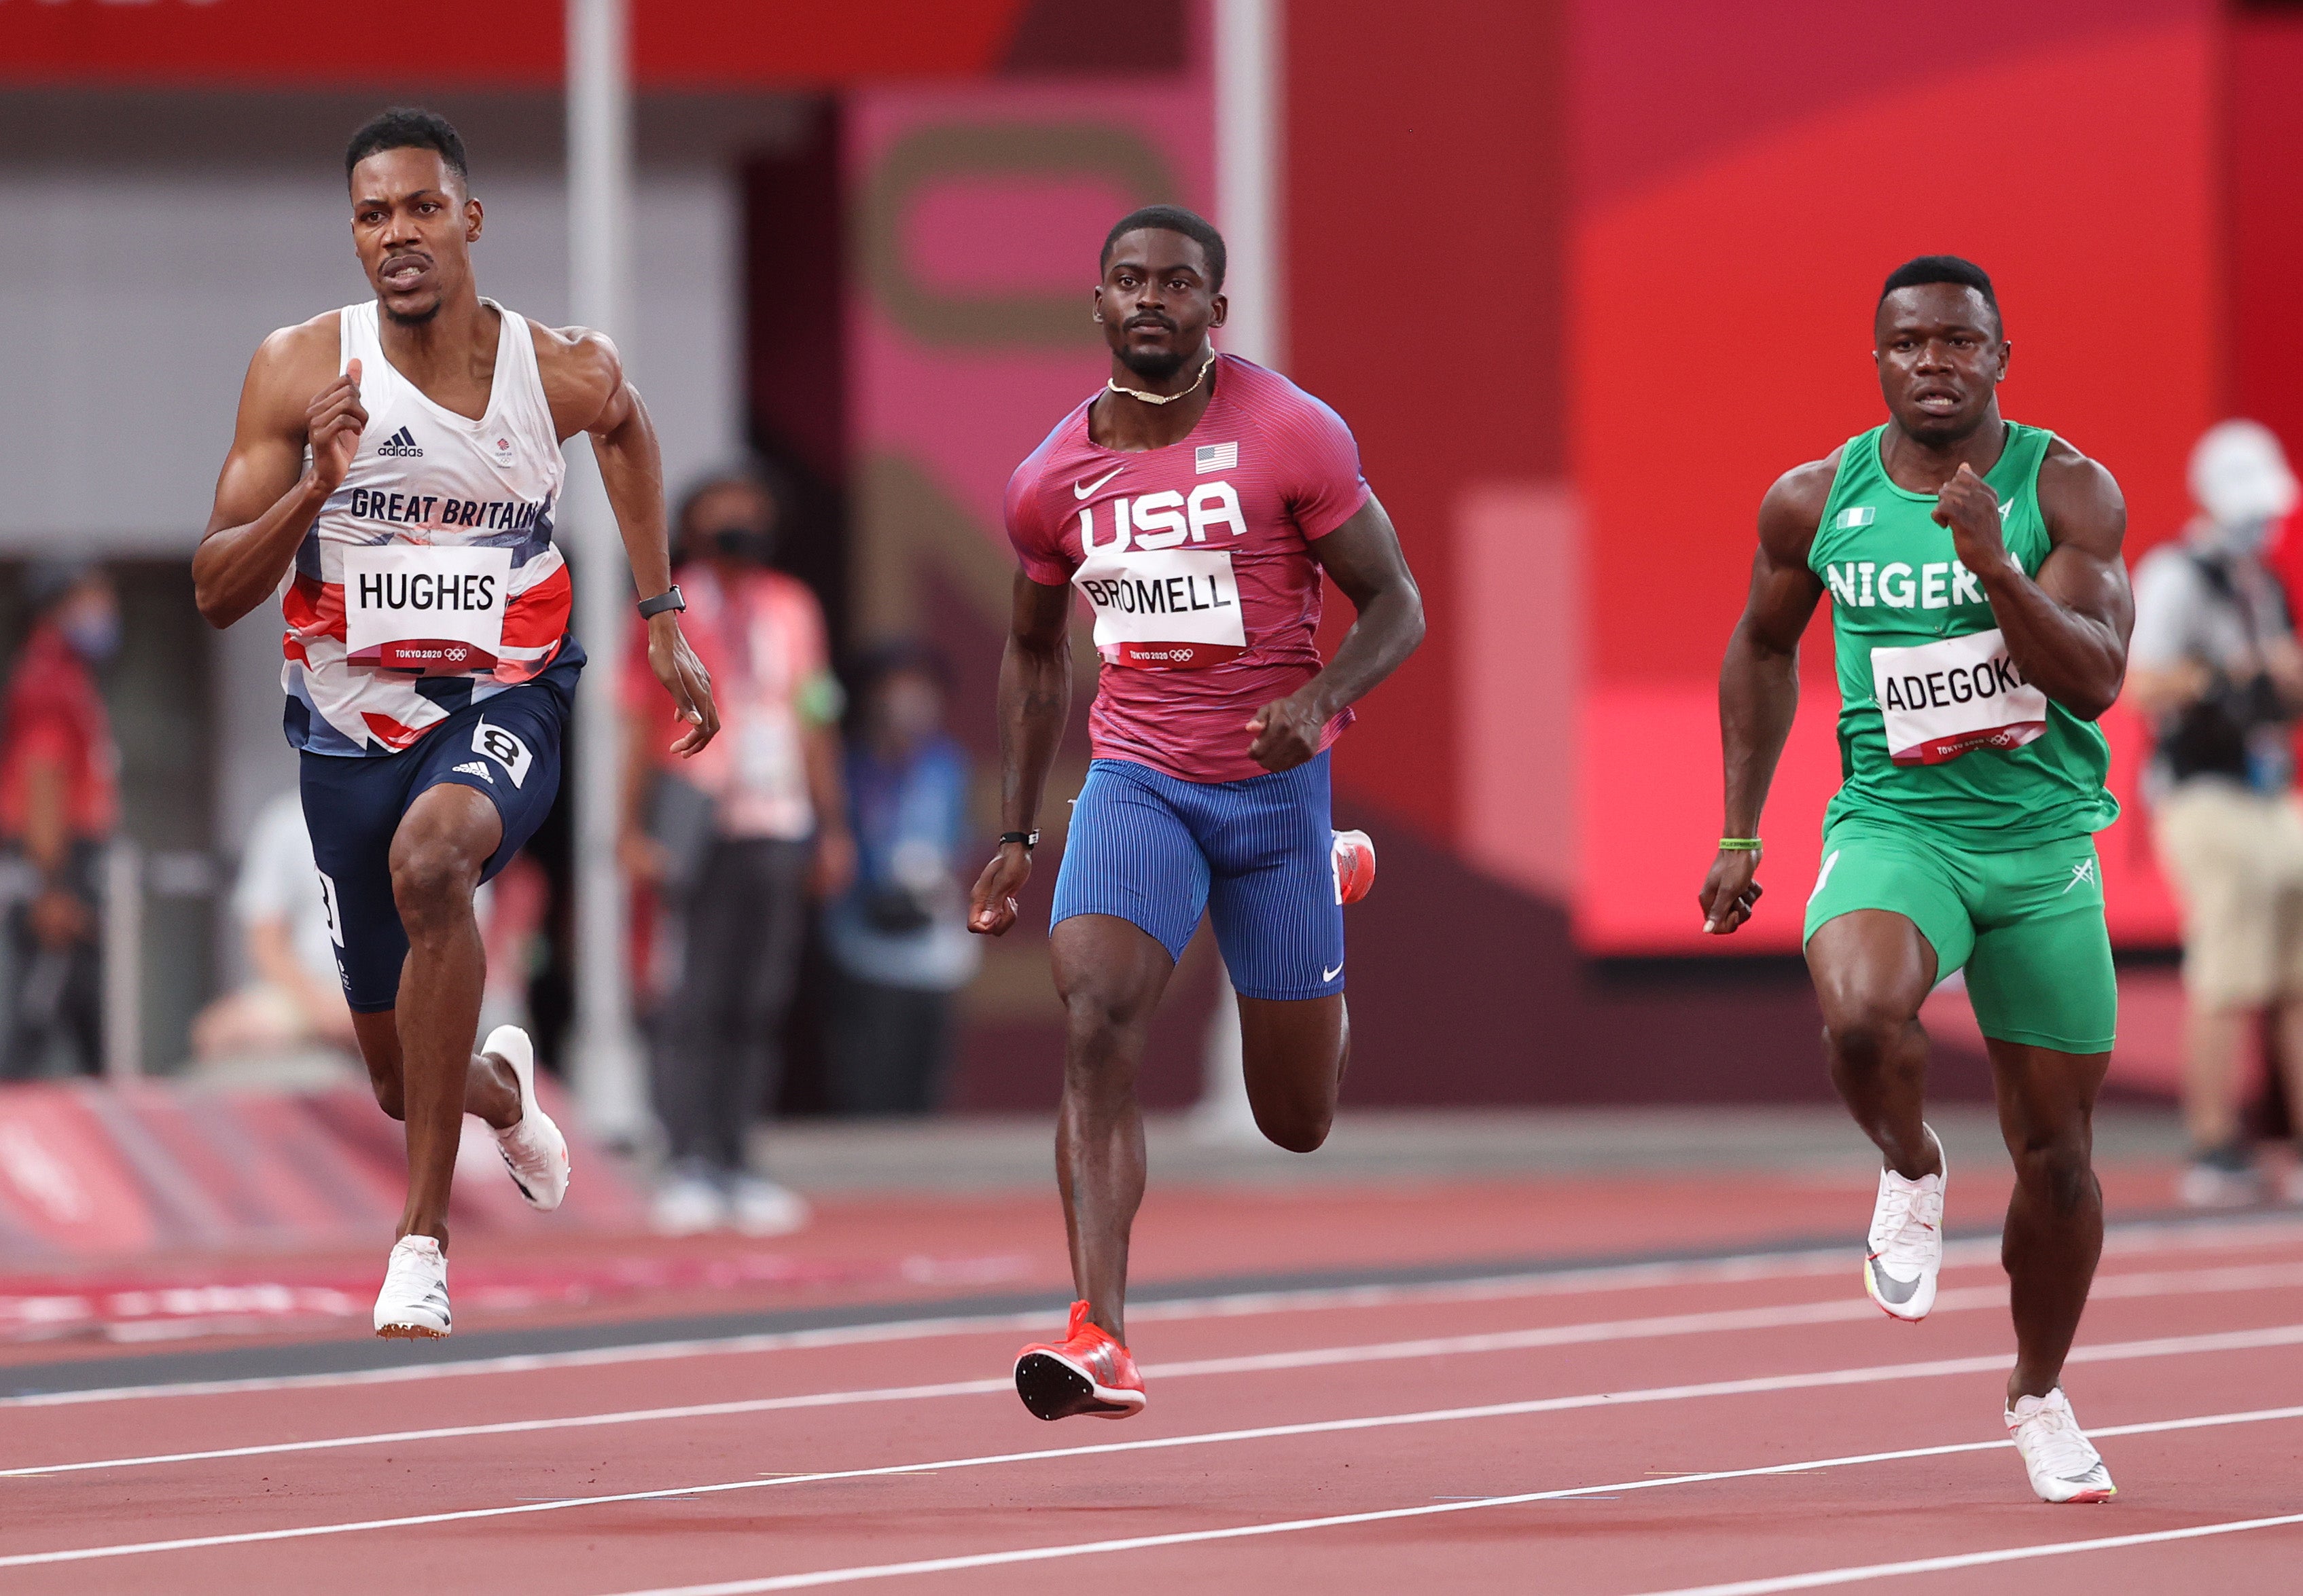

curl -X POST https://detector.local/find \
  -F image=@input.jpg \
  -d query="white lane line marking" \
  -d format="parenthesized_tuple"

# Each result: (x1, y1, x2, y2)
(584, 1407, 2303, 1595)
(3, 1324, 2298, 1569)
(11, 1259, 2302, 1480)
(1624, 1512, 2303, 1596)
(9, 1216, 2294, 1411)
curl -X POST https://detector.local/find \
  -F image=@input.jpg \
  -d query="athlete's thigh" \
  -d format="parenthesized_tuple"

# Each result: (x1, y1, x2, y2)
(1803, 824, 1971, 1018)
(1965, 838, 2116, 1055)
(1983, 1036, 2111, 1156)
(1050, 761, 1212, 967)
(299, 750, 418, 1015)
(1198, 754, 1344, 1002)
(1236, 992, 1349, 1104)
(410, 681, 573, 884)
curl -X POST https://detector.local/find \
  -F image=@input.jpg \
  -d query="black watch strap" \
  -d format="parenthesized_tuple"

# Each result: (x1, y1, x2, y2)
(999, 830, 1039, 851)
(637, 584, 685, 619)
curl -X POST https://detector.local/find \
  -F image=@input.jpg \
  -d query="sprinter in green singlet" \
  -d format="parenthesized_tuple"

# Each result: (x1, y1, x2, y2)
(1700, 257, 2132, 1504)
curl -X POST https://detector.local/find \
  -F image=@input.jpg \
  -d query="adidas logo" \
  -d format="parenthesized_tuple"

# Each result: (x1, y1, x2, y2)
(376, 426, 423, 458)
(452, 761, 495, 783)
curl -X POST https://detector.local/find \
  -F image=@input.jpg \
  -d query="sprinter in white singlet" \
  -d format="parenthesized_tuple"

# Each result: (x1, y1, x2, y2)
(194, 109, 719, 1338)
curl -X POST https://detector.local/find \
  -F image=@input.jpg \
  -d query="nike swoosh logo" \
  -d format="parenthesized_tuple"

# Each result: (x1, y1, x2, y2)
(1074, 466, 1124, 499)
(1866, 1255, 1923, 1303)
(1322, 962, 1344, 981)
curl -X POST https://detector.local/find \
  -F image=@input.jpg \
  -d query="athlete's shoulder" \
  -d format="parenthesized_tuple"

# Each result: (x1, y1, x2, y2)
(1222, 355, 1351, 433)
(1005, 397, 1093, 523)
(1757, 447, 1844, 562)
(249, 309, 342, 384)
(2034, 432, 2125, 551)
(525, 316, 626, 435)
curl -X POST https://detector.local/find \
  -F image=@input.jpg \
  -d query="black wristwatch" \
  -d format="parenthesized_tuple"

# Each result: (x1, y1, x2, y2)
(637, 584, 685, 619)
(999, 830, 1039, 852)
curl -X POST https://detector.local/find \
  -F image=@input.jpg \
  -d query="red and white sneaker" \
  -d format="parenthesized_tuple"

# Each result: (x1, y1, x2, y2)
(1333, 829, 1376, 905)
(1014, 1300, 1147, 1421)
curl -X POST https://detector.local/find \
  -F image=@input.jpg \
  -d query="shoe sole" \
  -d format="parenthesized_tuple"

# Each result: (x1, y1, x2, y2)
(375, 1322, 448, 1340)
(1014, 1352, 1144, 1421)
(2052, 1488, 2116, 1504)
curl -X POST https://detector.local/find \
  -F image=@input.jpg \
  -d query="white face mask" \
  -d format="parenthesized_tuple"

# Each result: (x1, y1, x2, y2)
(2191, 420, 2300, 532)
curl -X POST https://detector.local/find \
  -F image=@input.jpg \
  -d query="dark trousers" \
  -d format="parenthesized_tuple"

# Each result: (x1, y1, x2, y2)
(825, 968, 953, 1116)
(2, 844, 103, 1081)
(650, 836, 810, 1171)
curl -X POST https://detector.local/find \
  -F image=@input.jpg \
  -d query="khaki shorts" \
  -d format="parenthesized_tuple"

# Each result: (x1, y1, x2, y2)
(2152, 782, 2303, 1006)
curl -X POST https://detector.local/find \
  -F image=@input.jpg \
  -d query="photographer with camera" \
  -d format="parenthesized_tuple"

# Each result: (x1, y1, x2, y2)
(2132, 420, 2303, 1206)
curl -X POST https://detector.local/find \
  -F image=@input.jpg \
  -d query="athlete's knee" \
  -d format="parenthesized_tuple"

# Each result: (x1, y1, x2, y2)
(389, 839, 482, 938)
(1819, 995, 1919, 1072)
(363, 1055, 406, 1120)
(1253, 1100, 1331, 1155)
(2009, 1121, 2096, 1215)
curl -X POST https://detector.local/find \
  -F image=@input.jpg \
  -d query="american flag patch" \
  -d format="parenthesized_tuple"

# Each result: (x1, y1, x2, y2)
(1195, 441, 1238, 473)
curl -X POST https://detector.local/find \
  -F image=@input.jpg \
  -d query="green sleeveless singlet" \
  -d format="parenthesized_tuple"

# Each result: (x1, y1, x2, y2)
(1807, 422, 2117, 847)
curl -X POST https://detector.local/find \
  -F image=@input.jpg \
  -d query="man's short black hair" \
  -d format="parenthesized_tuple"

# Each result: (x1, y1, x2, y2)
(1878, 255, 2001, 333)
(346, 107, 469, 187)
(1101, 205, 1226, 292)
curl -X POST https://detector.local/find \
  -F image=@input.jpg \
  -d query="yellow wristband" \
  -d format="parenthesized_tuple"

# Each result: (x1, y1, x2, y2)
(1717, 838, 1763, 851)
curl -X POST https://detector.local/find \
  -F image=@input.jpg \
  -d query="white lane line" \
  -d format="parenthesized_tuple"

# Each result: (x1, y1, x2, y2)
(10, 1214, 2295, 1410)
(10, 1259, 2301, 1481)
(1624, 1512, 2303, 1596)
(3, 1324, 2298, 1570)
(583, 1407, 2303, 1595)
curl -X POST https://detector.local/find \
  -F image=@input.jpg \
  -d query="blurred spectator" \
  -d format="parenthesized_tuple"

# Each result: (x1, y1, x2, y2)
(622, 468, 853, 1234)
(2130, 420, 2303, 1206)
(823, 644, 980, 1115)
(0, 564, 120, 1079)
(191, 788, 359, 1070)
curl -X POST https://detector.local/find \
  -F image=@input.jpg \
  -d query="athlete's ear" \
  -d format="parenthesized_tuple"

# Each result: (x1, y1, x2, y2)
(1209, 292, 1228, 329)
(1091, 285, 1105, 323)
(465, 198, 484, 243)
(1995, 337, 2011, 382)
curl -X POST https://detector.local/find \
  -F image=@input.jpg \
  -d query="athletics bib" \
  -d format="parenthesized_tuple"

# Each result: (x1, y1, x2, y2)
(342, 544, 513, 674)
(1870, 628, 2048, 766)
(1073, 547, 1246, 670)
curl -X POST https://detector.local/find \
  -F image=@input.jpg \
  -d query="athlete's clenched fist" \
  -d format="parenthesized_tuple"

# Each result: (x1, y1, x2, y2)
(307, 358, 369, 493)
(967, 842, 1031, 937)
(1931, 461, 2011, 580)
(1698, 847, 1764, 935)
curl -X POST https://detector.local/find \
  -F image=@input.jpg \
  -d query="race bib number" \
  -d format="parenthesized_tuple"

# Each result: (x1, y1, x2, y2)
(1073, 548, 1246, 670)
(1870, 627, 2048, 765)
(342, 545, 512, 674)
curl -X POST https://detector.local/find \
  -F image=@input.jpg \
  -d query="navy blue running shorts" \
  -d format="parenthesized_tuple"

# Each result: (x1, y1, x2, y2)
(300, 649, 580, 1012)
(1050, 752, 1344, 1002)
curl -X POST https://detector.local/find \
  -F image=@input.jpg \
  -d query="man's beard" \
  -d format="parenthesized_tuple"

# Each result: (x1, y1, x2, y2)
(382, 297, 444, 328)
(1118, 342, 1190, 383)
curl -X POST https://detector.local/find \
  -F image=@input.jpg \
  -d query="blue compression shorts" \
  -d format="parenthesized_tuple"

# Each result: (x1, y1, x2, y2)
(1050, 752, 1344, 1002)
(300, 647, 580, 1012)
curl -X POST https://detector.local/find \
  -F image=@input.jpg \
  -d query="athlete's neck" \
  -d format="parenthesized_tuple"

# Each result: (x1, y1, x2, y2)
(1879, 409, 2009, 494)
(1088, 349, 1218, 452)
(376, 288, 499, 415)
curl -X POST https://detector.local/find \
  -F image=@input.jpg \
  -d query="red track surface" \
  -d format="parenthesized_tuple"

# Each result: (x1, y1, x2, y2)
(2, 1181, 2299, 1594)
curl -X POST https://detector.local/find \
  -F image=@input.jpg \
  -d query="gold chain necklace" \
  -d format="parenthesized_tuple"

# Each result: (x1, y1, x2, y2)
(1106, 354, 1215, 406)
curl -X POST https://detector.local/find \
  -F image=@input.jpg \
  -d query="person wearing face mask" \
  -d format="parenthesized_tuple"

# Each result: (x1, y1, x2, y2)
(2130, 420, 2303, 1206)
(0, 563, 122, 1078)
(620, 467, 853, 1234)
(822, 644, 979, 1116)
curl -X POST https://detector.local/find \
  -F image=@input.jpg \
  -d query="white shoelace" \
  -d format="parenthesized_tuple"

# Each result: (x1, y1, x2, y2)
(2012, 1399, 2101, 1480)
(1872, 1174, 1942, 1268)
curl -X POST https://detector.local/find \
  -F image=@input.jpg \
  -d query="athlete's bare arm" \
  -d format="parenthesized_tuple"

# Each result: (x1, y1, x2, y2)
(1935, 441, 2130, 720)
(194, 316, 362, 629)
(533, 321, 719, 755)
(1700, 454, 1836, 935)
(1247, 494, 1425, 772)
(967, 573, 1074, 937)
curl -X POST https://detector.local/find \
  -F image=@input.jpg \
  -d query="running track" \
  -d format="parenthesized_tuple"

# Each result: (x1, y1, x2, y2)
(3, 1206, 2300, 1593)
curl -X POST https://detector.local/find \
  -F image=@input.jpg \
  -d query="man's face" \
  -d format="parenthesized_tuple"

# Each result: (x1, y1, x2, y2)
(1874, 284, 2010, 444)
(685, 482, 777, 567)
(351, 148, 482, 327)
(1094, 230, 1226, 382)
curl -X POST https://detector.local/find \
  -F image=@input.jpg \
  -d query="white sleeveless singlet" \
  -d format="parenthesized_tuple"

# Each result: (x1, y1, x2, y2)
(281, 299, 571, 756)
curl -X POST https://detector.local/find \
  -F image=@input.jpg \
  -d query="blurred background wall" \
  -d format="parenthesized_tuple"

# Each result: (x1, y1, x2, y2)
(5, 0, 2302, 1106)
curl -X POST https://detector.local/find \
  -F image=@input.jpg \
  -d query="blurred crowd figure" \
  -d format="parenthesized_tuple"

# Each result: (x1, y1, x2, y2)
(0, 564, 120, 1080)
(623, 467, 852, 1235)
(190, 788, 359, 1067)
(823, 643, 979, 1115)
(2130, 420, 2303, 1206)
